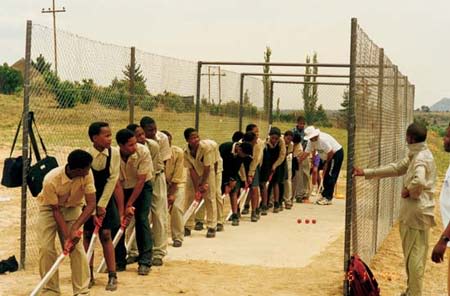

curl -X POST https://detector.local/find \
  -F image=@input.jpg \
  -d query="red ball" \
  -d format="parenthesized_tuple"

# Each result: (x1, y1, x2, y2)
(297, 218, 302, 224)
(312, 219, 317, 224)
(305, 219, 310, 224)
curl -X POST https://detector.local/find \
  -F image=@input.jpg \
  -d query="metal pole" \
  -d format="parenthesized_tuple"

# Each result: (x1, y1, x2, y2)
(21, 20, 32, 270)
(208, 66, 211, 104)
(269, 81, 274, 124)
(271, 81, 349, 86)
(391, 66, 399, 226)
(129, 46, 135, 124)
(195, 62, 202, 131)
(218, 66, 222, 106)
(404, 76, 409, 124)
(374, 48, 384, 253)
(200, 61, 351, 67)
(343, 17, 358, 296)
(52, 0, 58, 75)
(239, 74, 244, 131)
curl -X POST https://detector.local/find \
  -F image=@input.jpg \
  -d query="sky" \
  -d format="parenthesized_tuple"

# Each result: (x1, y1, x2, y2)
(1, 0, 449, 110)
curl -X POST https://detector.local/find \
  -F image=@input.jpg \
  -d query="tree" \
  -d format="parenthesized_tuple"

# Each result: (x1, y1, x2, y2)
(263, 46, 272, 116)
(420, 105, 430, 112)
(338, 88, 349, 127)
(0, 63, 23, 94)
(32, 54, 52, 74)
(315, 104, 331, 127)
(302, 55, 314, 124)
(244, 89, 250, 105)
(276, 97, 280, 120)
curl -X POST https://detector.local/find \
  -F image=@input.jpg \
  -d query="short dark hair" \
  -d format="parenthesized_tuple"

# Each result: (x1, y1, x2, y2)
(239, 142, 253, 156)
(67, 149, 93, 170)
(293, 133, 302, 144)
(407, 123, 427, 143)
(88, 122, 109, 141)
(116, 129, 135, 145)
(269, 127, 281, 137)
(243, 131, 256, 143)
(161, 130, 171, 139)
(126, 123, 140, 132)
(284, 130, 294, 137)
(184, 128, 197, 141)
(245, 124, 257, 132)
(232, 131, 244, 142)
(140, 116, 156, 128)
(297, 116, 305, 122)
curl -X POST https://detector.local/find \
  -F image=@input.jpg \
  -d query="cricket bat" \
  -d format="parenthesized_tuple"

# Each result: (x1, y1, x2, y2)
(30, 230, 83, 296)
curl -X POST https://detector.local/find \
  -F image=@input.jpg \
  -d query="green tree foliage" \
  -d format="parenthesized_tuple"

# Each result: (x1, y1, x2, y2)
(55, 80, 80, 108)
(31, 54, 52, 74)
(0, 63, 23, 94)
(79, 79, 94, 104)
(263, 46, 272, 116)
(276, 97, 280, 120)
(338, 88, 349, 127)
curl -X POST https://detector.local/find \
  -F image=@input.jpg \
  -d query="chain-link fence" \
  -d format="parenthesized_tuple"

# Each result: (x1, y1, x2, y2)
(344, 18, 414, 287)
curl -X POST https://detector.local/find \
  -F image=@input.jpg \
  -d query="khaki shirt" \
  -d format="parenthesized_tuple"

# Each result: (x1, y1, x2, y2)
(145, 139, 164, 173)
(184, 139, 217, 176)
(38, 166, 96, 208)
(87, 146, 120, 208)
(249, 138, 264, 177)
(119, 143, 154, 189)
(293, 142, 303, 157)
(364, 142, 436, 230)
(165, 145, 186, 185)
(156, 131, 172, 162)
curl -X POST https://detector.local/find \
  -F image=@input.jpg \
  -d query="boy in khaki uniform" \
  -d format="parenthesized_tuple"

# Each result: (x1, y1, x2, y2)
(139, 117, 169, 266)
(37, 149, 96, 296)
(161, 130, 186, 247)
(354, 123, 436, 296)
(282, 130, 294, 209)
(183, 128, 221, 238)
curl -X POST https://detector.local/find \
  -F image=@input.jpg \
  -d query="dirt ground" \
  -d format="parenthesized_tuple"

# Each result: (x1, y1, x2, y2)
(0, 145, 449, 296)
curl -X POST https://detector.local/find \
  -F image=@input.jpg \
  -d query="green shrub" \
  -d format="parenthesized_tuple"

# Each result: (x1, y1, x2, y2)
(140, 96, 157, 111)
(79, 79, 94, 104)
(0, 63, 23, 94)
(55, 80, 80, 108)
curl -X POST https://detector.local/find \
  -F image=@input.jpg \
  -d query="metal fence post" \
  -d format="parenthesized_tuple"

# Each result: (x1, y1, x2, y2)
(269, 80, 274, 124)
(195, 62, 202, 131)
(391, 66, 399, 226)
(129, 46, 136, 124)
(239, 74, 244, 131)
(404, 76, 409, 124)
(343, 17, 358, 296)
(21, 20, 32, 270)
(374, 48, 384, 252)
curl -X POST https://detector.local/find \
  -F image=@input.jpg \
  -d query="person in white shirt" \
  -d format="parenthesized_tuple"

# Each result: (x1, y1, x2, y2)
(300, 126, 344, 205)
(432, 123, 450, 294)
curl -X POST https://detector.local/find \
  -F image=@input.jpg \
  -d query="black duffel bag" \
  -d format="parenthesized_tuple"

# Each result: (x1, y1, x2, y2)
(1, 118, 25, 188)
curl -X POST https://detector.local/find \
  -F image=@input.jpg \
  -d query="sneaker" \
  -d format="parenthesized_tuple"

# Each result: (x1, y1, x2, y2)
(261, 206, 268, 216)
(184, 227, 191, 237)
(194, 221, 204, 231)
(285, 204, 292, 210)
(173, 240, 182, 248)
(273, 206, 279, 213)
(231, 214, 239, 226)
(268, 202, 273, 209)
(255, 208, 261, 219)
(295, 197, 302, 203)
(216, 223, 224, 232)
(251, 211, 258, 222)
(105, 274, 117, 291)
(152, 258, 163, 266)
(116, 264, 126, 272)
(126, 255, 138, 265)
(137, 264, 151, 275)
(316, 198, 332, 205)
(206, 227, 216, 238)
(241, 206, 250, 215)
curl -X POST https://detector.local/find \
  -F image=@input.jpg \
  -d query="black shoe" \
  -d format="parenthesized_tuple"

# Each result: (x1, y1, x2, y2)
(216, 223, 224, 232)
(116, 264, 126, 272)
(261, 206, 268, 216)
(184, 227, 191, 237)
(241, 206, 250, 215)
(173, 240, 182, 247)
(231, 214, 239, 226)
(126, 255, 138, 265)
(255, 208, 261, 219)
(251, 211, 258, 222)
(0, 256, 18, 274)
(279, 203, 284, 211)
(273, 206, 279, 213)
(88, 278, 95, 289)
(194, 221, 204, 231)
(206, 228, 216, 238)
(105, 275, 117, 291)
(138, 264, 151, 275)
(152, 258, 163, 266)
(295, 197, 302, 203)
(268, 202, 273, 209)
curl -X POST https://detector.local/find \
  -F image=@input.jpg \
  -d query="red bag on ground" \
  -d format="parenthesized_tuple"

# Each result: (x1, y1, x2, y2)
(347, 254, 380, 296)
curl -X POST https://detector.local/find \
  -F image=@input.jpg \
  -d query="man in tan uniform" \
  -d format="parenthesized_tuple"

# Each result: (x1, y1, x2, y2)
(354, 123, 436, 296)
(37, 149, 96, 296)
(140, 117, 169, 266)
(183, 128, 220, 238)
(161, 130, 186, 247)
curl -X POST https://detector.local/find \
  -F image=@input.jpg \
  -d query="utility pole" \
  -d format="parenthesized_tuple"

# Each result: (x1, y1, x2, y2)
(42, 0, 66, 76)
(201, 66, 225, 105)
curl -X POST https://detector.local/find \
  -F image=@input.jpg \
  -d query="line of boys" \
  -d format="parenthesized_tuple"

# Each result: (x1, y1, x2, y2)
(36, 115, 343, 295)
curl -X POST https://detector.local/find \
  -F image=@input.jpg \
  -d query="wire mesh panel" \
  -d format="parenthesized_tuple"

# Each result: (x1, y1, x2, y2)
(349, 21, 414, 264)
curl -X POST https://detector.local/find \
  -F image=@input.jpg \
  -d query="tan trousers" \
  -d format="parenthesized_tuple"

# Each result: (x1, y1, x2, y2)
(284, 154, 293, 206)
(400, 223, 429, 296)
(170, 184, 186, 242)
(38, 206, 90, 296)
(194, 168, 223, 225)
(127, 173, 168, 259)
(293, 158, 310, 199)
(185, 169, 217, 229)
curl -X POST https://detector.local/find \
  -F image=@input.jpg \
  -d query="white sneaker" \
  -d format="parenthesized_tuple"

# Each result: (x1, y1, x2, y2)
(316, 198, 332, 205)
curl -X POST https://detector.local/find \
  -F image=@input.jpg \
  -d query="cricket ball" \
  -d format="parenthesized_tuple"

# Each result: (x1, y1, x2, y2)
(312, 219, 316, 224)
(297, 218, 302, 224)
(305, 219, 310, 224)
